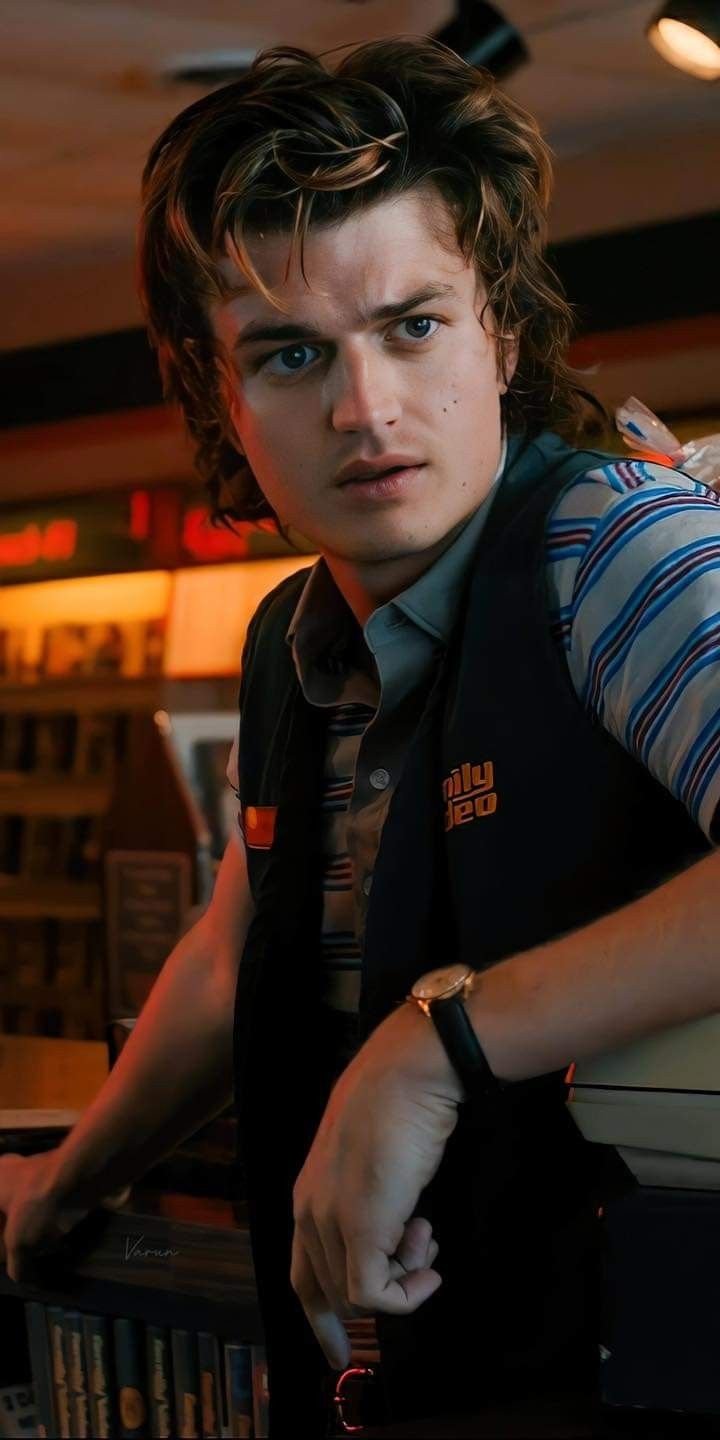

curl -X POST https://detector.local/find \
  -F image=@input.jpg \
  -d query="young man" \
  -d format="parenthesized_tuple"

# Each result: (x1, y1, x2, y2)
(2, 37, 720, 1434)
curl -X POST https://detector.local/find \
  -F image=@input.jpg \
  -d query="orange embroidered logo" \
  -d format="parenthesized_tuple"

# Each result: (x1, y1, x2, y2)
(443, 761, 497, 832)
(241, 805, 277, 850)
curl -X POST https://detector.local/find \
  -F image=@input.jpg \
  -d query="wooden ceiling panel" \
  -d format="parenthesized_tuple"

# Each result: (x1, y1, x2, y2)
(2, 0, 718, 348)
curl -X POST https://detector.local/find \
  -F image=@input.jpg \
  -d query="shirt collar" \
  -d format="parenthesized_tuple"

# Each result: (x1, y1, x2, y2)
(285, 552, 352, 661)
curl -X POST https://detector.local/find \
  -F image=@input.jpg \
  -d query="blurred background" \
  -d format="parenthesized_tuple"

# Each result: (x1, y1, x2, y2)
(0, 0, 718, 1047)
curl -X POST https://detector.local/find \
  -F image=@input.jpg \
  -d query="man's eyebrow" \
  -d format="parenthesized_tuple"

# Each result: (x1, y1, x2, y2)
(362, 283, 456, 324)
(232, 283, 457, 350)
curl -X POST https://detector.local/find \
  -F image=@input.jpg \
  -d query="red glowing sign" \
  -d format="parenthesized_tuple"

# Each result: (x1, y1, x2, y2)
(0, 518, 78, 570)
(180, 503, 298, 564)
(182, 506, 252, 561)
(0, 495, 151, 582)
(0, 490, 302, 584)
(129, 490, 151, 541)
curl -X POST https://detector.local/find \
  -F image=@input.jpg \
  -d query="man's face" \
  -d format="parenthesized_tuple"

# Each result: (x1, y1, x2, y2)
(211, 188, 514, 567)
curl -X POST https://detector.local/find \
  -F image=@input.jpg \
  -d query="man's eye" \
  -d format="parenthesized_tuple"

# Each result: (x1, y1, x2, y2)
(395, 316, 439, 342)
(264, 344, 321, 376)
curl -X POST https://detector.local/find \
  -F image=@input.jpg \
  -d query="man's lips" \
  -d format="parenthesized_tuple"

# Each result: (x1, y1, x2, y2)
(335, 457, 426, 487)
(335, 463, 427, 501)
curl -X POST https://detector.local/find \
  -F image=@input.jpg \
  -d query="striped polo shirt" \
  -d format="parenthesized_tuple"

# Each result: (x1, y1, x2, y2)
(229, 454, 720, 1013)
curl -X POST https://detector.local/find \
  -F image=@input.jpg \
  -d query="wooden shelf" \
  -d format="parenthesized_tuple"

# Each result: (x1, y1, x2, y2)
(0, 1190, 261, 1342)
(0, 878, 101, 919)
(0, 775, 112, 816)
(0, 677, 162, 715)
(0, 984, 101, 1014)
(0, 675, 240, 715)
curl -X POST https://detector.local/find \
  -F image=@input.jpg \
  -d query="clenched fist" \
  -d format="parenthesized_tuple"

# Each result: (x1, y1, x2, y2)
(291, 999, 463, 1369)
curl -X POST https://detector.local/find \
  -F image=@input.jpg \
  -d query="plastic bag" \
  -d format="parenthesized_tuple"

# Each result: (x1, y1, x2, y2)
(615, 396, 720, 490)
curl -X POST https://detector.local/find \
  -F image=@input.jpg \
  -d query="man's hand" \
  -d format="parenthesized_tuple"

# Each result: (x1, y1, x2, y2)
(0, 1152, 130, 1284)
(291, 1002, 463, 1369)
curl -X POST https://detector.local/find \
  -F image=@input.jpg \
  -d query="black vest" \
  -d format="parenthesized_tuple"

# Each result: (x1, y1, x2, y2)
(234, 431, 709, 1433)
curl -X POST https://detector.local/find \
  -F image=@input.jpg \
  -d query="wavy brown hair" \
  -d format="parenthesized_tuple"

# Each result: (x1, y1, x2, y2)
(139, 37, 601, 526)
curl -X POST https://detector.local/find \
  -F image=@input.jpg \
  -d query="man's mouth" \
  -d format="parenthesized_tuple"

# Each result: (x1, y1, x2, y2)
(342, 464, 411, 485)
(336, 463, 427, 500)
(335, 455, 425, 487)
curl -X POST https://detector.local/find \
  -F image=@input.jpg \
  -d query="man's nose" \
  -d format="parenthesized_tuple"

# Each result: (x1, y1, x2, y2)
(329, 349, 401, 434)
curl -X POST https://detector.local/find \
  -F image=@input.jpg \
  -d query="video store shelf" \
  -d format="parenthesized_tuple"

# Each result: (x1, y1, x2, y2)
(0, 878, 102, 920)
(0, 675, 241, 715)
(0, 983, 101, 1015)
(0, 677, 163, 715)
(0, 1191, 261, 1343)
(0, 775, 112, 816)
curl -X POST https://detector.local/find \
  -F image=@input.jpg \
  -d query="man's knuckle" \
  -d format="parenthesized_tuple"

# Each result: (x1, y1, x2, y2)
(346, 1277, 372, 1309)
(293, 1204, 314, 1233)
(313, 1202, 335, 1230)
(337, 1210, 366, 1241)
(292, 1187, 308, 1218)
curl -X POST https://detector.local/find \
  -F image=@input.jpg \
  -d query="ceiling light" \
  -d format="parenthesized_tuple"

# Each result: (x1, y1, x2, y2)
(433, 0, 528, 79)
(647, 2, 720, 79)
(164, 50, 256, 87)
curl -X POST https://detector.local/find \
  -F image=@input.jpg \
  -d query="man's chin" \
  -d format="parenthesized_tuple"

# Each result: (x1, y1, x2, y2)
(324, 516, 468, 567)
(327, 536, 441, 566)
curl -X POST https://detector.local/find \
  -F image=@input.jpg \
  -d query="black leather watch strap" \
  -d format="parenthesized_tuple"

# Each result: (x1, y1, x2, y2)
(429, 994, 503, 1102)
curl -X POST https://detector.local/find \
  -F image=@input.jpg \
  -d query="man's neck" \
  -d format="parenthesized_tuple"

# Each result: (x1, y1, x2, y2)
(324, 521, 471, 628)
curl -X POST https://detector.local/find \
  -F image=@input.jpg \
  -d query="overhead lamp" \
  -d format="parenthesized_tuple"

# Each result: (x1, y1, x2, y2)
(163, 50, 256, 87)
(433, 0, 528, 79)
(647, 2, 720, 79)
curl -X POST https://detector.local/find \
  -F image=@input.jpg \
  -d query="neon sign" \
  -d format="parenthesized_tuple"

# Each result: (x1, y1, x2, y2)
(182, 507, 252, 561)
(0, 489, 307, 584)
(0, 518, 78, 569)
(180, 503, 301, 563)
(0, 495, 150, 584)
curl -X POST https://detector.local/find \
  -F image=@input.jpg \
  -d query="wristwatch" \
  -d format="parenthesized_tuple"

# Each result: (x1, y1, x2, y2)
(407, 963, 503, 1102)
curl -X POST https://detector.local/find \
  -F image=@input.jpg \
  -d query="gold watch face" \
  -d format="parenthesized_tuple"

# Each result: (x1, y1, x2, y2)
(411, 963, 472, 1003)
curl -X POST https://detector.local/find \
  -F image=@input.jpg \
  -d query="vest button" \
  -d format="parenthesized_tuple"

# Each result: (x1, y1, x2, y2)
(369, 767, 390, 791)
(362, 874, 373, 897)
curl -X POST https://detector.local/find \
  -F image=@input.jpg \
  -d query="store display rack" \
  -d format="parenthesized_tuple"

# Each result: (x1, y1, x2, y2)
(0, 1190, 259, 1343)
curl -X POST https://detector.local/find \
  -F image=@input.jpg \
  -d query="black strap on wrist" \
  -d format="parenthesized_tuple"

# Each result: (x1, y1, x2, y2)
(430, 994, 504, 1103)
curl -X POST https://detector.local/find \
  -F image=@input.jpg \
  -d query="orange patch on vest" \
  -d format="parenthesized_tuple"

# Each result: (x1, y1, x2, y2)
(241, 805, 277, 850)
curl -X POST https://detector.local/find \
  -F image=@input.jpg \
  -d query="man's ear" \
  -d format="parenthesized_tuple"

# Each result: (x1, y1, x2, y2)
(474, 280, 518, 395)
(497, 331, 519, 396)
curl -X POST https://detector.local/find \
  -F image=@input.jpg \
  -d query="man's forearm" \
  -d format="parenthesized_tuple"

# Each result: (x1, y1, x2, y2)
(46, 917, 237, 1207)
(467, 847, 720, 1083)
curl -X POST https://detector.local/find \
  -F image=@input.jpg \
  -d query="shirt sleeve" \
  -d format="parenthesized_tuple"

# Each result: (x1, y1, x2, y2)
(546, 459, 720, 842)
